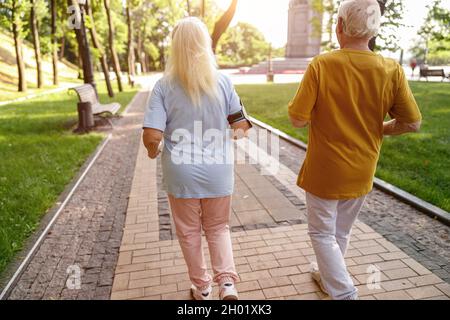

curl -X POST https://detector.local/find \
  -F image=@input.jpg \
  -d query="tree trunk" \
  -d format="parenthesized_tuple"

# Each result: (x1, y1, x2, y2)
(51, 0, 59, 85)
(369, 0, 387, 51)
(68, 0, 95, 85)
(31, 0, 43, 88)
(211, 0, 238, 52)
(12, 1, 27, 92)
(137, 30, 147, 73)
(126, 3, 136, 86)
(201, 0, 205, 17)
(104, 0, 123, 92)
(86, 0, 114, 97)
(59, 36, 65, 60)
(186, 0, 191, 15)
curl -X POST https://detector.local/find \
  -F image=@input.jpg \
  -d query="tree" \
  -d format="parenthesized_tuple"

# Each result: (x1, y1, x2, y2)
(211, 0, 238, 52)
(369, 0, 405, 52)
(186, 0, 191, 15)
(30, 0, 45, 88)
(85, 0, 114, 97)
(50, 0, 58, 85)
(126, 0, 137, 86)
(414, 0, 450, 65)
(67, 0, 95, 85)
(104, 0, 123, 91)
(217, 22, 270, 67)
(0, 0, 29, 92)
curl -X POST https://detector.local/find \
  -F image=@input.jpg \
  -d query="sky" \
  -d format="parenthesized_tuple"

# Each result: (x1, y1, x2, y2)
(216, 0, 450, 56)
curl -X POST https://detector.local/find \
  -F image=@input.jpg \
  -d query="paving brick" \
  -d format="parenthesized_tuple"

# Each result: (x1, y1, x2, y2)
(355, 283, 385, 297)
(160, 265, 188, 276)
(406, 285, 444, 300)
(236, 281, 261, 293)
(358, 245, 388, 255)
(128, 276, 160, 289)
(129, 269, 161, 280)
(246, 253, 276, 263)
(160, 273, 190, 284)
(259, 276, 291, 289)
(263, 285, 298, 299)
(374, 290, 412, 300)
(381, 279, 414, 291)
(274, 249, 302, 260)
(435, 283, 450, 297)
(352, 254, 383, 265)
(144, 283, 177, 296)
(112, 273, 130, 292)
(249, 260, 280, 271)
(408, 274, 443, 287)
(240, 270, 271, 282)
(162, 291, 192, 300)
(294, 282, 320, 295)
(379, 251, 409, 261)
(289, 292, 322, 300)
(278, 256, 309, 267)
(239, 240, 267, 250)
(269, 266, 300, 277)
(384, 268, 418, 280)
(111, 288, 145, 300)
(402, 258, 432, 276)
(289, 273, 313, 285)
(238, 290, 266, 300)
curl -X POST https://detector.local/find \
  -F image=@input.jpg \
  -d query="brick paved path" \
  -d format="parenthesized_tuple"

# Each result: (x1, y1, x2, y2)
(4, 79, 449, 300)
(4, 84, 154, 300)
(111, 128, 450, 300)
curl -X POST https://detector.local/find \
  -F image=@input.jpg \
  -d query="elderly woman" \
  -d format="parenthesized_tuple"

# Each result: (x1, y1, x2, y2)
(288, 0, 422, 300)
(142, 17, 251, 300)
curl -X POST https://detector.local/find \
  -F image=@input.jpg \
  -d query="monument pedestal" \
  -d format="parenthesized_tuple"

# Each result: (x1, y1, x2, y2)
(245, 0, 321, 75)
(245, 58, 312, 74)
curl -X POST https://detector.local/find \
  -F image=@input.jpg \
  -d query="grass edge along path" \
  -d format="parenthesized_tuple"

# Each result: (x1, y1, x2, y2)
(236, 81, 450, 213)
(0, 82, 138, 275)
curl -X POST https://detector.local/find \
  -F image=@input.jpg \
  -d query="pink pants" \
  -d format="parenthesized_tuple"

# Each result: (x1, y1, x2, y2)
(168, 195, 238, 289)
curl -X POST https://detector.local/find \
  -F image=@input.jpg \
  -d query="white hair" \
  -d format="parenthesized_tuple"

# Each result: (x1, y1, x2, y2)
(165, 17, 219, 107)
(337, 0, 381, 39)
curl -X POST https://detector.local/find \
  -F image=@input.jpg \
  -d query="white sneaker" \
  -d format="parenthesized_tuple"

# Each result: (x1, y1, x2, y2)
(310, 262, 328, 295)
(190, 284, 212, 300)
(219, 282, 239, 300)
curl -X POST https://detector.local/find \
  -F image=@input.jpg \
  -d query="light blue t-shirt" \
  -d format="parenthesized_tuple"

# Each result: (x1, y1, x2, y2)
(143, 73, 242, 199)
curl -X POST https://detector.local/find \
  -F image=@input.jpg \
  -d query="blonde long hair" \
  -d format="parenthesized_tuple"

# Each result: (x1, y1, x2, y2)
(165, 17, 220, 107)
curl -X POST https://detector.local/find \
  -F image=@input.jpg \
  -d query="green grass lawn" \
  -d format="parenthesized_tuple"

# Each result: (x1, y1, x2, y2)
(0, 82, 138, 274)
(236, 81, 450, 213)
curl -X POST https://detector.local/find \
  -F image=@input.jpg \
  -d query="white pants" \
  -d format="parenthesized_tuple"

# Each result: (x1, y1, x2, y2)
(306, 192, 366, 300)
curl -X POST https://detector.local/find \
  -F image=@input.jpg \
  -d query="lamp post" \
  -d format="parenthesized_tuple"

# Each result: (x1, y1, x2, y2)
(267, 44, 274, 83)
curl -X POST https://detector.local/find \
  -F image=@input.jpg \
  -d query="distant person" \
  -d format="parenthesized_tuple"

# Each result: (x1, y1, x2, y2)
(410, 58, 418, 78)
(288, 0, 422, 300)
(142, 17, 252, 300)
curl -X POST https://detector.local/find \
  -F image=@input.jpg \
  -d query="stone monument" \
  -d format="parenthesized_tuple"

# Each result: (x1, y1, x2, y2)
(286, 0, 322, 58)
(246, 0, 322, 74)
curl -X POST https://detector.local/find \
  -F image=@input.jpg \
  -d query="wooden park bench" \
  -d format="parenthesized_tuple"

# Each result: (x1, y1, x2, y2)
(419, 68, 449, 82)
(69, 83, 120, 132)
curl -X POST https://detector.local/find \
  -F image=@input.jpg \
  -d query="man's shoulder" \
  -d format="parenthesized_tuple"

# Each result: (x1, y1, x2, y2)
(312, 50, 401, 70)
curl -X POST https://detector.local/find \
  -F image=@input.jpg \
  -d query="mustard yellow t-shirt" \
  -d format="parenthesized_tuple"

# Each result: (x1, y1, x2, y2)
(288, 49, 422, 200)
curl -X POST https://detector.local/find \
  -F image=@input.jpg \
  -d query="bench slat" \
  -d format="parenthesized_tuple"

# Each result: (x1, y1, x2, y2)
(70, 84, 121, 116)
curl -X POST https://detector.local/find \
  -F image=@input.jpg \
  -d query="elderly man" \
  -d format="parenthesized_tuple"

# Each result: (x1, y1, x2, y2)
(288, 0, 422, 300)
